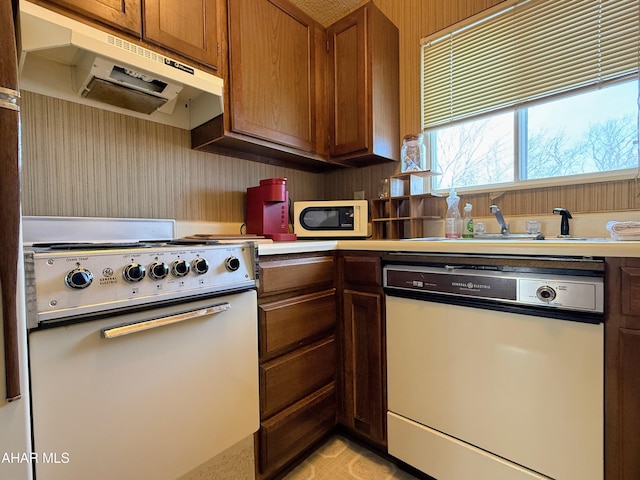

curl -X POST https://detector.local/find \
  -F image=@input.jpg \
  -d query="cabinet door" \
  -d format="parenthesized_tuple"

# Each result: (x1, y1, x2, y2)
(43, 0, 141, 35)
(341, 289, 386, 446)
(227, 0, 319, 152)
(143, 0, 218, 69)
(605, 258, 640, 480)
(327, 9, 367, 156)
(327, 2, 400, 164)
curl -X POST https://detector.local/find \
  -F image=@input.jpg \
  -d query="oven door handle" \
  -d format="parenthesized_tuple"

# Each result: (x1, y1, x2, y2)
(100, 302, 231, 339)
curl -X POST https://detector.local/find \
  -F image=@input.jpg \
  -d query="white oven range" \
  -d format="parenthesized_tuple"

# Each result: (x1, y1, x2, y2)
(23, 217, 260, 480)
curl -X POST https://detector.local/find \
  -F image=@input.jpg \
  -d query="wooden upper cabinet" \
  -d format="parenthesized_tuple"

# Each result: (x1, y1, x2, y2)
(40, 0, 219, 70)
(42, 0, 142, 36)
(143, 0, 219, 70)
(227, 0, 321, 152)
(192, 0, 399, 171)
(327, 2, 400, 165)
(328, 11, 366, 157)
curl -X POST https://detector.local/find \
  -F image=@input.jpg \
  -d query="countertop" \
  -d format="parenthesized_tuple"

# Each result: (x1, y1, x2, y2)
(172, 215, 640, 258)
(257, 238, 640, 257)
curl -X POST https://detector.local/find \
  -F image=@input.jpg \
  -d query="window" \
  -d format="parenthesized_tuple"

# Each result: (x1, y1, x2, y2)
(422, 0, 640, 192)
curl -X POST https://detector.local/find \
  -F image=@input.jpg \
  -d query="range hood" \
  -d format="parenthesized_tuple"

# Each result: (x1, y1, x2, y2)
(18, 1, 223, 130)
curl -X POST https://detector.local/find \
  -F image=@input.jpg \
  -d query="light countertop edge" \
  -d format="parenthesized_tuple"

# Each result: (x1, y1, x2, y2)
(257, 239, 640, 258)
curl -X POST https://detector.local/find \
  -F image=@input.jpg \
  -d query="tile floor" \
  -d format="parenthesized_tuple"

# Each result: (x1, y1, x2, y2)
(282, 435, 421, 480)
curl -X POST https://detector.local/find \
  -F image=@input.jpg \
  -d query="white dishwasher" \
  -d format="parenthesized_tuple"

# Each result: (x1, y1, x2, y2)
(384, 253, 604, 480)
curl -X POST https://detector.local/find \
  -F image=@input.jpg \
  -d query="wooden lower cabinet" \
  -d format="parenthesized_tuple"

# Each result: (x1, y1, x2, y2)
(337, 252, 387, 448)
(255, 251, 640, 479)
(605, 257, 640, 480)
(256, 253, 337, 479)
(341, 289, 386, 445)
(258, 383, 336, 475)
(260, 336, 336, 418)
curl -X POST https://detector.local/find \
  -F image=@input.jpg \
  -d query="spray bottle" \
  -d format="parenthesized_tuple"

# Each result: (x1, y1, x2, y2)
(445, 188, 462, 238)
(462, 203, 474, 238)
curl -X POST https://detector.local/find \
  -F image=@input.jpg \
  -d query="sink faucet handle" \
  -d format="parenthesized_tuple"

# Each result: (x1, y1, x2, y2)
(553, 208, 573, 236)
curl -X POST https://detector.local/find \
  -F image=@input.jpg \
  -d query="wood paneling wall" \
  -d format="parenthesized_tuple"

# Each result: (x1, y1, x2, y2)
(20, 92, 322, 221)
(20, 1, 639, 221)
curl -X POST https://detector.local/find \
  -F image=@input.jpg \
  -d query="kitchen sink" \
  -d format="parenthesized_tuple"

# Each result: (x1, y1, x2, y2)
(402, 235, 610, 242)
(471, 233, 545, 240)
(403, 233, 545, 241)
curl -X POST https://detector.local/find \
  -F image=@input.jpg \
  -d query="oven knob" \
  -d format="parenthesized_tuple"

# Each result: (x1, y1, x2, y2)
(123, 263, 146, 283)
(225, 256, 241, 272)
(65, 268, 94, 289)
(536, 285, 557, 303)
(171, 259, 190, 277)
(148, 261, 169, 280)
(191, 257, 209, 275)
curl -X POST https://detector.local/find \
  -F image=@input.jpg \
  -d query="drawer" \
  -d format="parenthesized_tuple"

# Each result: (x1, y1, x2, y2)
(260, 336, 335, 418)
(342, 255, 382, 287)
(259, 255, 335, 295)
(259, 289, 336, 359)
(258, 382, 336, 474)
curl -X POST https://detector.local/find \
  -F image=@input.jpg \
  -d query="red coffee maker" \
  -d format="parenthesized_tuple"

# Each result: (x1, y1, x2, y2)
(246, 178, 297, 241)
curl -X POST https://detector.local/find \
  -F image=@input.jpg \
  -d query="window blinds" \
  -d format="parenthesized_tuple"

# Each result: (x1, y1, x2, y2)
(421, 0, 640, 129)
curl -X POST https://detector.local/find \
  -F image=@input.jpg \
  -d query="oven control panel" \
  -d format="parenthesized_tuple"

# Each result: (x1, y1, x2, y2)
(24, 243, 257, 328)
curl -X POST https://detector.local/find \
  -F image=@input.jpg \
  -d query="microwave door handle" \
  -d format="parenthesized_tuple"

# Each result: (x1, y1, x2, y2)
(100, 302, 231, 339)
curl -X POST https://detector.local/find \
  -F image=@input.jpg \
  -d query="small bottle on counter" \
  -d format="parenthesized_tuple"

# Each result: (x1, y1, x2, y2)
(462, 203, 474, 238)
(445, 188, 462, 238)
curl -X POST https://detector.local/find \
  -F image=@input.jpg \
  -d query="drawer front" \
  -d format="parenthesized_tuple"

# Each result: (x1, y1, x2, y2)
(259, 256, 335, 295)
(259, 383, 336, 474)
(342, 255, 382, 287)
(259, 289, 336, 359)
(260, 336, 335, 418)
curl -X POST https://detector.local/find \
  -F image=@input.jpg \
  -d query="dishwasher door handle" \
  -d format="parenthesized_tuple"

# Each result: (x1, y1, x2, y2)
(101, 302, 231, 339)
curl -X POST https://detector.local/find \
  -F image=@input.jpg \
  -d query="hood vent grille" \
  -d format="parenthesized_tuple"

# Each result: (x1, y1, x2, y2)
(107, 35, 165, 66)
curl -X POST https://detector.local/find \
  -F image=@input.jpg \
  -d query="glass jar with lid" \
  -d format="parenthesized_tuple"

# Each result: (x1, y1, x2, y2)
(401, 133, 426, 172)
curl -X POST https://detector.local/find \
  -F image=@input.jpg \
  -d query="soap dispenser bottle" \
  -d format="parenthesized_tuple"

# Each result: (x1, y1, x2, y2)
(445, 188, 462, 238)
(462, 203, 474, 238)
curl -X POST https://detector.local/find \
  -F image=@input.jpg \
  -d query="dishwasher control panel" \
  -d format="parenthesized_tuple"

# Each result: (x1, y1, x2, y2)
(518, 278, 602, 311)
(384, 264, 604, 314)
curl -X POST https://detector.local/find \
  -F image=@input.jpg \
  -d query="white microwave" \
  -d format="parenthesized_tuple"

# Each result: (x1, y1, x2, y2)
(293, 200, 368, 238)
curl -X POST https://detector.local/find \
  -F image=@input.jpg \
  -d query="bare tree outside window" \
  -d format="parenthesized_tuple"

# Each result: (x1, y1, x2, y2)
(431, 80, 639, 190)
(432, 113, 513, 189)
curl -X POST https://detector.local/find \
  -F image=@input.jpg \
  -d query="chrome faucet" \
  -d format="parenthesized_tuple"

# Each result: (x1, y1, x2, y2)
(489, 205, 510, 235)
